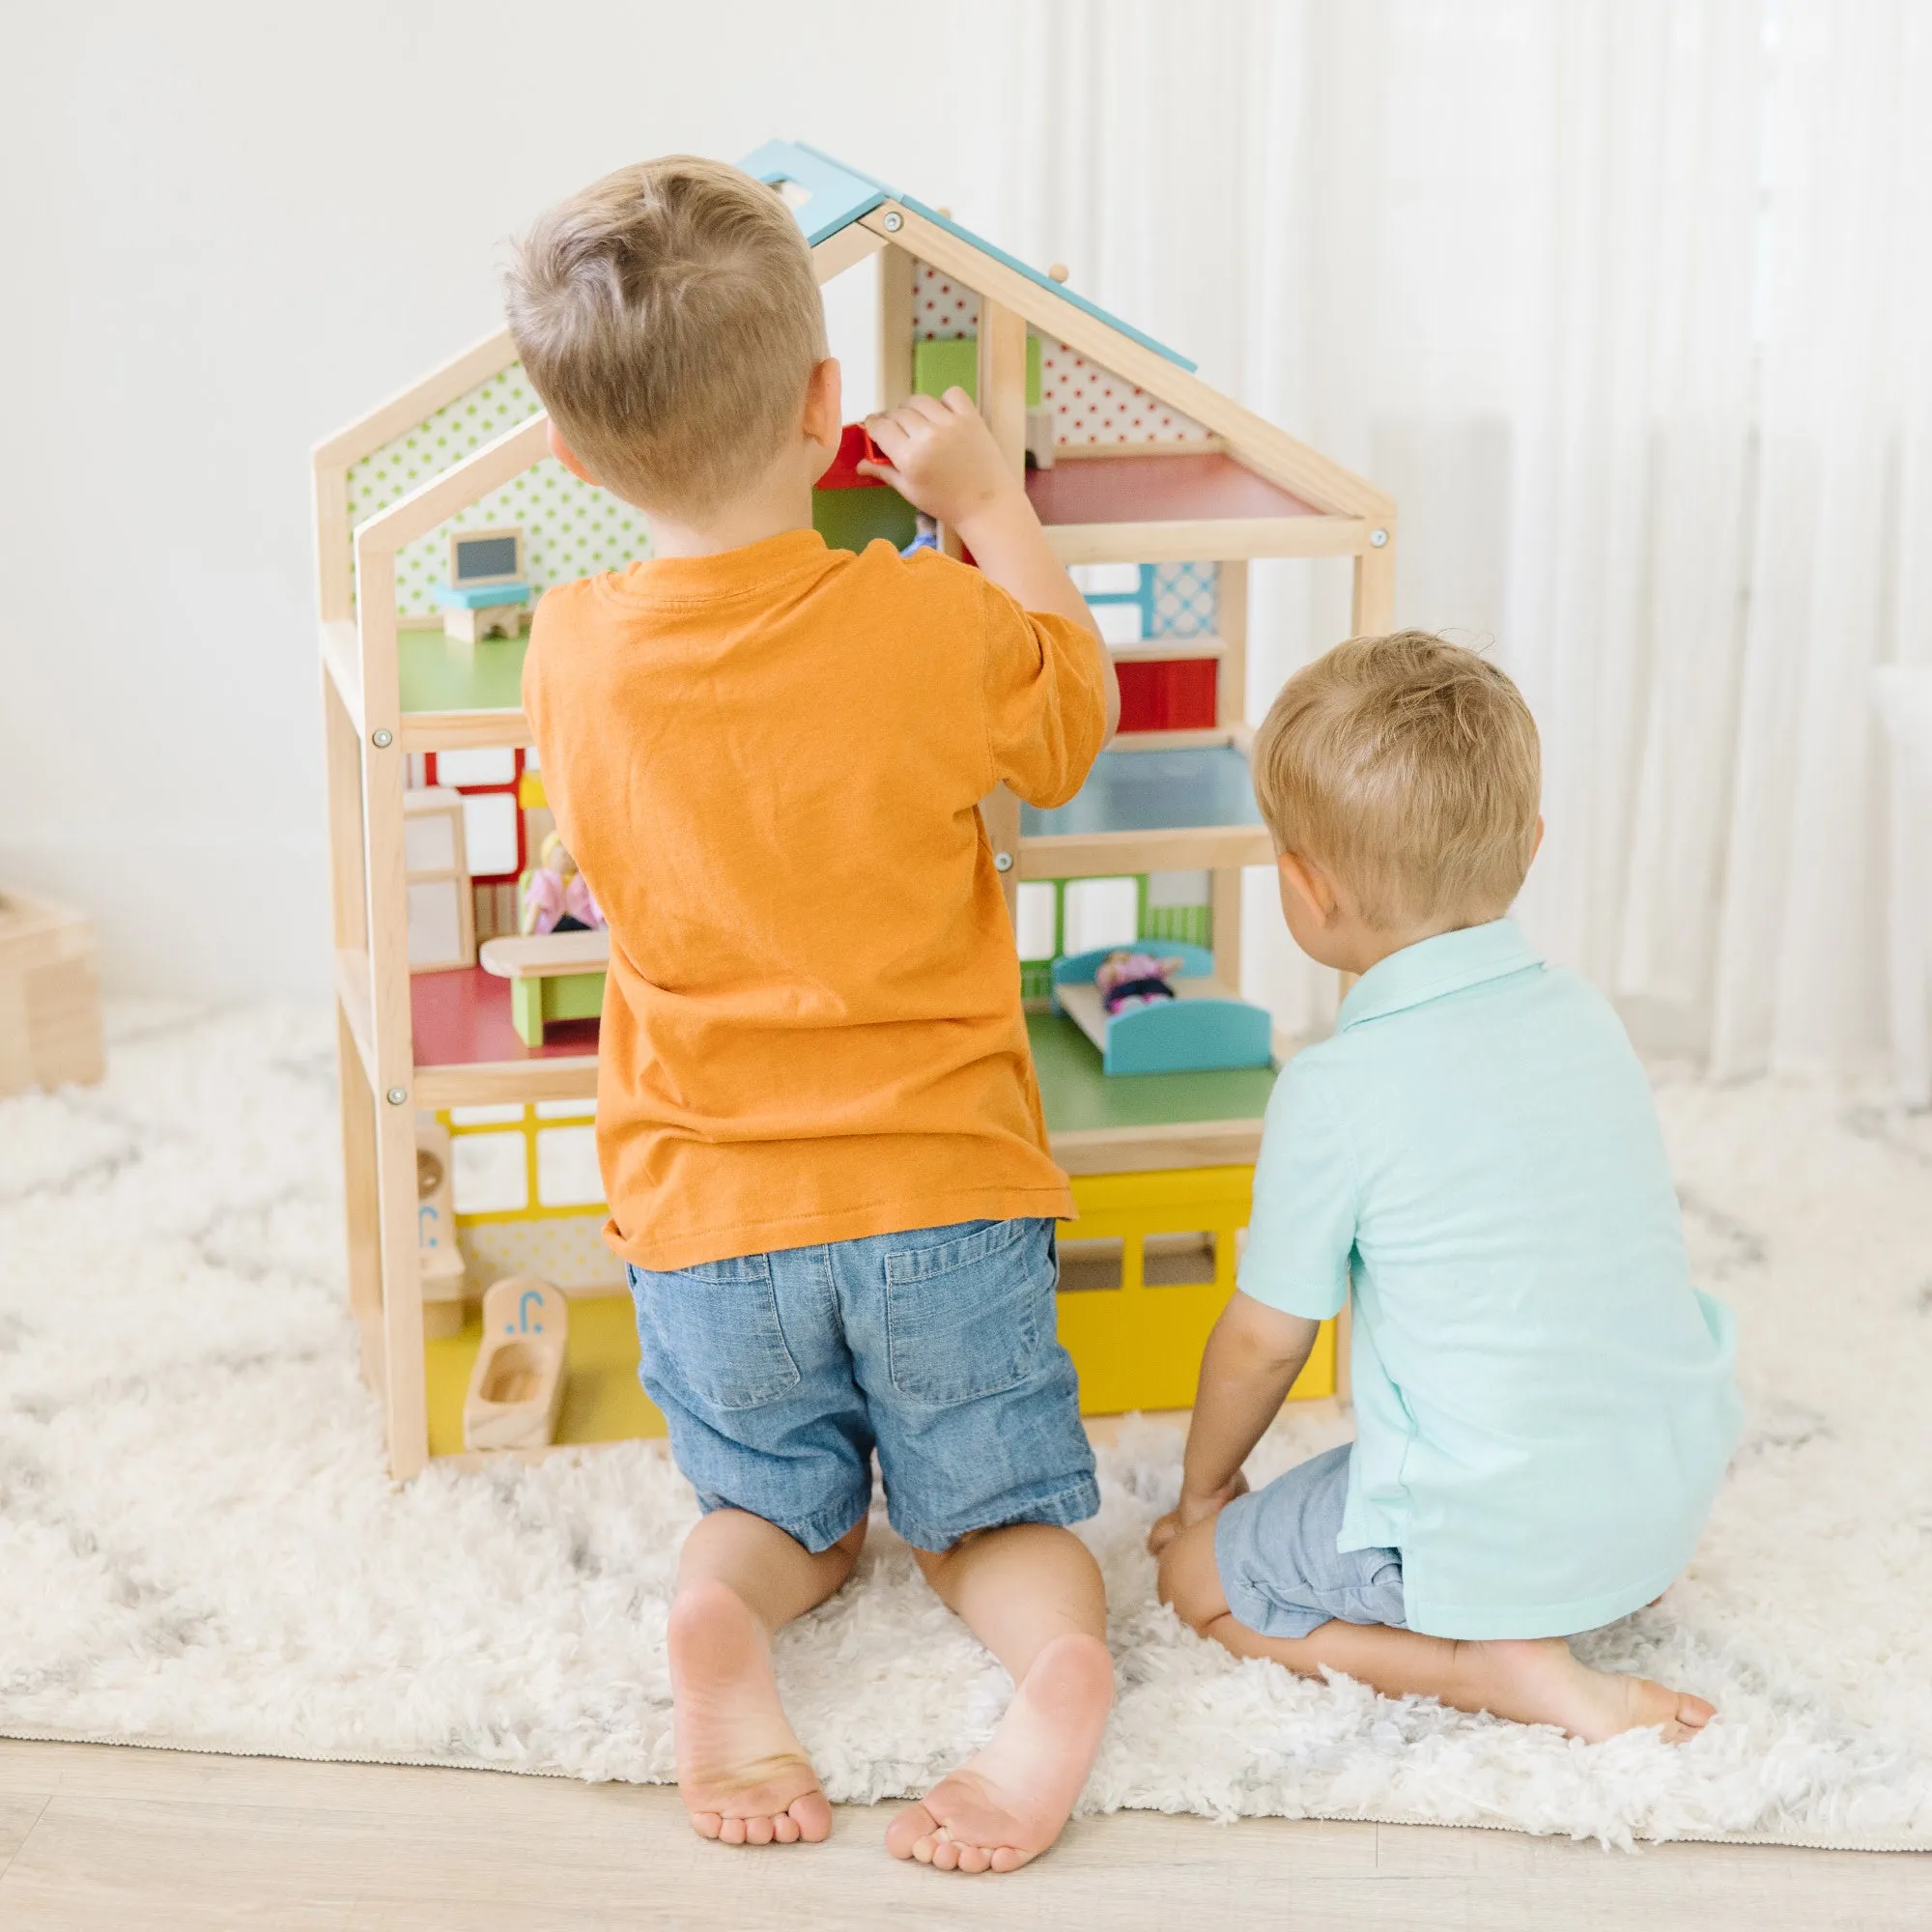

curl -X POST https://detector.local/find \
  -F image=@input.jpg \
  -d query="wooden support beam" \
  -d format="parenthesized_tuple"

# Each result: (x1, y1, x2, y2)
(977, 297, 1030, 474)
(1350, 530, 1397, 637)
(878, 243, 915, 412)
(811, 222, 885, 284)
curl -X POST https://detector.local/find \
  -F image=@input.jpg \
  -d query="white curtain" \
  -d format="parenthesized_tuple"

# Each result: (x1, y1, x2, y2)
(988, 0, 1932, 1073)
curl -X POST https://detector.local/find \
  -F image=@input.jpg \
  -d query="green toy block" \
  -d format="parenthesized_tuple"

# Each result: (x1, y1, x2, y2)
(913, 335, 1043, 409)
(812, 485, 919, 554)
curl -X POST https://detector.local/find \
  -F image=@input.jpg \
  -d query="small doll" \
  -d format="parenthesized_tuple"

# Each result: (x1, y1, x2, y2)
(1094, 949, 1185, 1016)
(521, 832, 605, 936)
(901, 511, 940, 557)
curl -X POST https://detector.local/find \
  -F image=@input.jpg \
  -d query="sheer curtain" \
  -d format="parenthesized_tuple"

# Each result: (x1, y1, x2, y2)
(988, 0, 1931, 1073)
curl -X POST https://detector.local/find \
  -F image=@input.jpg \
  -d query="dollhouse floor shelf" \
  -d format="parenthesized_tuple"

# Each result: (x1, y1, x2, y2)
(1022, 745, 1264, 837)
(1025, 451, 1364, 565)
(1028, 451, 1317, 526)
(1028, 1010, 1275, 1174)
(410, 966, 598, 1106)
(1020, 743, 1273, 876)
(394, 625, 533, 752)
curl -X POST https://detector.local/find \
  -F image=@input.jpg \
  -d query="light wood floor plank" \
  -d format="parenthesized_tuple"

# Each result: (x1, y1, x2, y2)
(0, 1739, 1924, 1932)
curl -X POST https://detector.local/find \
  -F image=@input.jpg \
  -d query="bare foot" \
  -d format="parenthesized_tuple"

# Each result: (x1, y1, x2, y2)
(1453, 1636, 1715, 1745)
(885, 1632, 1113, 1874)
(668, 1577, 832, 1845)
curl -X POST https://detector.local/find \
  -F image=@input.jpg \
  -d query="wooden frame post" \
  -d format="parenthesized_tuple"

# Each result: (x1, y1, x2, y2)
(1350, 526, 1397, 636)
(877, 242, 915, 412)
(1211, 560, 1250, 988)
(975, 296, 1030, 917)
(324, 672, 384, 1391)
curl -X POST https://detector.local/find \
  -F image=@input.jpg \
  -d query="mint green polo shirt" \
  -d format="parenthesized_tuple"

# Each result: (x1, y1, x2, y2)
(1238, 920, 1741, 1640)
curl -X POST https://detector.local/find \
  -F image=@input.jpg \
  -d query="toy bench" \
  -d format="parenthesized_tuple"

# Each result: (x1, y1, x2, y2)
(478, 930, 609, 1047)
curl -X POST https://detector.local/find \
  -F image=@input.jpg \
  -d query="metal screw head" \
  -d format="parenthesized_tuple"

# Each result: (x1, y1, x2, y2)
(1370, 528, 1389, 549)
(371, 727, 394, 748)
(882, 211, 903, 233)
(385, 1086, 408, 1106)
(994, 851, 1014, 873)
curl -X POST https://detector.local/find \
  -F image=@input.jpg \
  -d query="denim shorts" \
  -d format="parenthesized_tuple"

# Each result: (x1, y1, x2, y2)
(625, 1216, 1098, 1554)
(1214, 1442, 1407, 1639)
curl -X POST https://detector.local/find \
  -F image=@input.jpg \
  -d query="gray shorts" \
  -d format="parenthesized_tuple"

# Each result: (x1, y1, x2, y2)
(1213, 1442, 1407, 1639)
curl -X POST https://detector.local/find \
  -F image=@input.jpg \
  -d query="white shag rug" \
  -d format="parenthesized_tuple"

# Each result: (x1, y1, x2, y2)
(2, 1004, 1931, 1853)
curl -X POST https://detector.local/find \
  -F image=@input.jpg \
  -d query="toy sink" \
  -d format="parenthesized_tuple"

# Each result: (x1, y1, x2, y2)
(1051, 941, 1273, 1076)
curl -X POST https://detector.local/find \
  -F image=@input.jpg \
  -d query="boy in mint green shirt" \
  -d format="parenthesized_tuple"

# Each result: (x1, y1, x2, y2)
(1151, 632, 1741, 1743)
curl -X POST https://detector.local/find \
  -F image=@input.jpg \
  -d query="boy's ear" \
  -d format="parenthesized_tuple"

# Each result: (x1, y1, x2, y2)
(547, 420, 598, 486)
(1277, 850, 1338, 925)
(803, 357, 842, 447)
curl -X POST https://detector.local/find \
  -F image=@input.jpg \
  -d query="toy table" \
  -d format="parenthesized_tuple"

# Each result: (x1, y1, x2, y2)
(478, 930, 609, 1047)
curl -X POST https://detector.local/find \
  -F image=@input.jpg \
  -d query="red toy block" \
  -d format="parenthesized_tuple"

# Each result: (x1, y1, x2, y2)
(817, 421, 888, 490)
(1117, 658, 1218, 732)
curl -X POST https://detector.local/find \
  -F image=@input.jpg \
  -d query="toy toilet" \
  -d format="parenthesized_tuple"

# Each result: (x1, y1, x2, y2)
(462, 1277, 569, 1452)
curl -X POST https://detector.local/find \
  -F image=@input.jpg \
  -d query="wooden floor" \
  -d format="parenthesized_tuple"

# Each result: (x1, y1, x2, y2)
(0, 1738, 1923, 1930)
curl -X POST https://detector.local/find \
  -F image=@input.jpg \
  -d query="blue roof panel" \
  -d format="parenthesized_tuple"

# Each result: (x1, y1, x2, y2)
(739, 139, 1196, 374)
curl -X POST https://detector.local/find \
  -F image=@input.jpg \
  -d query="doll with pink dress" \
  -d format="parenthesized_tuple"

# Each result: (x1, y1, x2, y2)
(521, 832, 605, 936)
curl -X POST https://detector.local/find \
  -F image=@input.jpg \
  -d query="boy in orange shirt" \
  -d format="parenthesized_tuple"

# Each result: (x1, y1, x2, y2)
(505, 157, 1122, 1874)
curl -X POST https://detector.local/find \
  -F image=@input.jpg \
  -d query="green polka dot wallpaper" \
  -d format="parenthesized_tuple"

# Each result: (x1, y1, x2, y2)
(347, 365, 652, 615)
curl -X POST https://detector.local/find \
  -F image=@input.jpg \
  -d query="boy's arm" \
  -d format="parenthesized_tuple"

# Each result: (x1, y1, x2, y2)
(863, 389, 1122, 738)
(1150, 1293, 1320, 1556)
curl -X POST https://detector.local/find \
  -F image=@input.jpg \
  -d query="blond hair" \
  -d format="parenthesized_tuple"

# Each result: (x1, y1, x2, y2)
(503, 156, 827, 515)
(1251, 631, 1541, 928)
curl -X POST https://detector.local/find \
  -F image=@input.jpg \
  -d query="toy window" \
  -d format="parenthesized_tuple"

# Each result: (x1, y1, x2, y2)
(535, 1125, 603, 1208)
(451, 1130, 528, 1213)
(406, 880, 465, 969)
(1014, 882, 1059, 962)
(435, 749, 518, 788)
(460, 792, 520, 879)
(1063, 876, 1141, 954)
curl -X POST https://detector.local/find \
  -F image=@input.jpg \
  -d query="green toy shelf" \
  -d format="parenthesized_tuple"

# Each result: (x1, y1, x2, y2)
(398, 627, 529, 715)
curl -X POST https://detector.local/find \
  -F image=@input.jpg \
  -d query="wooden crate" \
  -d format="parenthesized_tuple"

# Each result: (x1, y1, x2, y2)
(0, 891, 105, 1096)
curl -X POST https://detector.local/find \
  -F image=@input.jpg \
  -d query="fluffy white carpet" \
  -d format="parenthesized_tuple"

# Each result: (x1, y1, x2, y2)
(2, 1004, 1930, 1851)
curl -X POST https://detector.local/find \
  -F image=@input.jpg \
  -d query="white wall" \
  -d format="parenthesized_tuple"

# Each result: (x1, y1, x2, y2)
(0, 1, 1017, 996)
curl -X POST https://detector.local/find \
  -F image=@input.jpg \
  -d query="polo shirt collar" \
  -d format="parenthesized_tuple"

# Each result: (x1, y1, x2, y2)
(1337, 919, 1543, 1031)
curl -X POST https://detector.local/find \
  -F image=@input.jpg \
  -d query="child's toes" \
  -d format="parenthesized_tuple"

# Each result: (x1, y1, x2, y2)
(1671, 1692, 1716, 1737)
(689, 1810, 724, 1840)
(742, 1814, 775, 1846)
(954, 1843, 993, 1874)
(886, 1800, 940, 1861)
(772, 1812, 801, 1844)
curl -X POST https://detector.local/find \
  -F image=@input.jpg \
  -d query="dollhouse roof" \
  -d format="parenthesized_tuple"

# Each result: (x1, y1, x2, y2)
(738, 139, 1198, 370)
(312, 136, 1395, 756)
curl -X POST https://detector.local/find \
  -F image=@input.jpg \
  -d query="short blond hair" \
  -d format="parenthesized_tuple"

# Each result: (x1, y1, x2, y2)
(1251, 631, 1541, 928)
(503, 156, 827, 515)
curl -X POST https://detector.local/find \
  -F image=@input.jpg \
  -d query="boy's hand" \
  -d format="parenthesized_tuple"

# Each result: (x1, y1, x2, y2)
(1147, 1470, 1250, 1557)
(860, 389, 1021, 532)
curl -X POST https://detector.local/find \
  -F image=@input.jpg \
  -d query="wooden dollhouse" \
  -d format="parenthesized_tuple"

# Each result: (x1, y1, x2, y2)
(313, 141, 1395, 1477)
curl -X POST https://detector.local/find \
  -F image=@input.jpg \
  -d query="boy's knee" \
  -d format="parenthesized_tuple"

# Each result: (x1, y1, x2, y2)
(1156, 1520, 1228, 1635)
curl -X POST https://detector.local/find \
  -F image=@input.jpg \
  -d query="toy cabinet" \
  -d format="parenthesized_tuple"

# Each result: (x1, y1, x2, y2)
(314, 142, 1393, 1477)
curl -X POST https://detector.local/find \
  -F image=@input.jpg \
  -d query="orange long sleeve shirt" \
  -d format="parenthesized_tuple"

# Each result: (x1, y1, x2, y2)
(521, 528, 1107, 1271)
